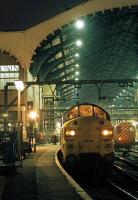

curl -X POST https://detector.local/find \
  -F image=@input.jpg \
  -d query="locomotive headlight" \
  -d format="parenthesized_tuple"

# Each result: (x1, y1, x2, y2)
(65, 130, 76, 136)
(102, 129, 113, 137)
(118, 137, 122, 141)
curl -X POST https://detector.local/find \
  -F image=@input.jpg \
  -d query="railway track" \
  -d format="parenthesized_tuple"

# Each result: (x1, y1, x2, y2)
(129, 152, 138, 159)
(114, 155, 138, 179)
(107, 164, 138, 199)
(72, 165, 138, 200)
(57, 150, 138, 200)
(106, 179, 138, 200)
(70, 170, 138, 200)
(115, 149, 138, 166)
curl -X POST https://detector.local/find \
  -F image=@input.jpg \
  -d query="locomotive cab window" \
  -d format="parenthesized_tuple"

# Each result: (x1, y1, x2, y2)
(79, 105, 93, 116)
(94, 107, 106, 119)
(68, 106, 78, 119)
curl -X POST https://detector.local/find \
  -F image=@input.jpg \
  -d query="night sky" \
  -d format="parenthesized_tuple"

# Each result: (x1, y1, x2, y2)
(0, 0, 85, 31)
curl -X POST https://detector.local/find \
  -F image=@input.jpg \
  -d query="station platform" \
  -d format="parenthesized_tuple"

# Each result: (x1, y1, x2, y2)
(0, 144, 92, 200)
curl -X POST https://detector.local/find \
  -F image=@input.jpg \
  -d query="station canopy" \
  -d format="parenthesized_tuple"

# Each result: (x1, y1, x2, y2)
(0, 1, 137, 109)
(29, 6, 138, 108)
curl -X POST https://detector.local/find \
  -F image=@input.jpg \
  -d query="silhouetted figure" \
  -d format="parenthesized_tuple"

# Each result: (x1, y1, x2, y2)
(51, 134, 58, 145)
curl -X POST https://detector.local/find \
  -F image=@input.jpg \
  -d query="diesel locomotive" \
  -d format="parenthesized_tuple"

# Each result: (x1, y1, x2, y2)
(60, 103, 114, 177)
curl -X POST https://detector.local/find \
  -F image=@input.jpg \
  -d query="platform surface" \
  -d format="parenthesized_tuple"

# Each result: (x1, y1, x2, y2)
(0, 144, 84, 200)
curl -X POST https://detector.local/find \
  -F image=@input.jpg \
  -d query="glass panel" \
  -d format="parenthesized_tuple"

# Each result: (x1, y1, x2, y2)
(94, 107, 106, 119)
(68, 106, 78, 119)
(0, 65, 19, 90)
(79, 105, 93, 116)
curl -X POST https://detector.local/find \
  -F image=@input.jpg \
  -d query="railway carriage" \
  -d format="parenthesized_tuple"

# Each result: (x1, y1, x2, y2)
(114, 121, 136, 150)
(60, 103, 114, 177)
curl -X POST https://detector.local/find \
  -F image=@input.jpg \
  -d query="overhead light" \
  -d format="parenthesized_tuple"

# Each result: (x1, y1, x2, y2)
(75, 53, 79, 57)
(29, 111, 38, 120)
(75, 19, 84, 29)
(75, 64, 79, 67)
(76, 40, 82, 47)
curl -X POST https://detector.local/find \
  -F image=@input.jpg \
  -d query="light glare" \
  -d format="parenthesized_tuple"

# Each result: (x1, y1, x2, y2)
(75, 53, 79, 57)
(76, 40, 82, 47)
(75, 20, 84, 29)
(102, 129, 112, 136)
(14, 80, 24, 91)
(29, 111, 38, 120)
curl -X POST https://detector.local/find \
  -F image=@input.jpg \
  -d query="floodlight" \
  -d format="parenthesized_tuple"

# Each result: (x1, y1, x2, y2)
(75, 20, 84, 29)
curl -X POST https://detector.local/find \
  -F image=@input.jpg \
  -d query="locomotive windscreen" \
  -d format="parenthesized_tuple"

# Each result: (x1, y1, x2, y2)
(79, 105, 93, 116)
(63, 103, 110, 122)
(68, 106, 78, 119)
(94, 107, 106, 119)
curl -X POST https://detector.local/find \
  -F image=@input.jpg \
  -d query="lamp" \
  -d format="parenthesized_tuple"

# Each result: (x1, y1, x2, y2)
(29, 111, 37, 120)
(28, 110, 38, 152)
(14, 80, 24, 163)
(15, 80, 24, 91)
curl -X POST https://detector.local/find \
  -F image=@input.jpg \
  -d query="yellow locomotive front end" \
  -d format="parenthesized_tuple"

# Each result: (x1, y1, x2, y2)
(60, 119, 79, 164)
(60, 103, 114, 176)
